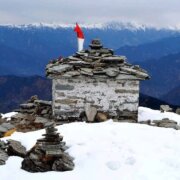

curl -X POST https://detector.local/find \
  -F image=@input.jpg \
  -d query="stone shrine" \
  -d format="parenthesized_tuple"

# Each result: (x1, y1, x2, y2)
(46, 39, 150, 122)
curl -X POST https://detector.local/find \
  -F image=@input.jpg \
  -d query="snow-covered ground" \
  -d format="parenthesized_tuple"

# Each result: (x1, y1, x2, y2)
(138, 107, 180, 124)
(1, 107, 180, 180)
(1, 112, 17, 121)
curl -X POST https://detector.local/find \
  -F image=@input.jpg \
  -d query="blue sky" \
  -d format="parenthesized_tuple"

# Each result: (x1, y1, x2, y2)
(0, 0, 179, 28)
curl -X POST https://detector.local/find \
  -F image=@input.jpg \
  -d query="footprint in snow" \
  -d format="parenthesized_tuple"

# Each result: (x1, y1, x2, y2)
(106, 161, 121, 171)
(125, 157, 136, 165)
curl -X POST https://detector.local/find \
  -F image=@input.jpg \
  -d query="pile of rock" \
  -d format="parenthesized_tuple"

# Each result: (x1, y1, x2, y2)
(152, 118, 180, 129)
(22, 122, 74, 172)
(46, 39, 149, 80)
(139, 118, 180, 130)
(10, 96, 53, 132)
(0, 139, 27, 165)
(16, 95, 52, 118)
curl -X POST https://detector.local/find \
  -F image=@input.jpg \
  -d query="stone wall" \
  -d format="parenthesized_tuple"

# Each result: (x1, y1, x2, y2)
(52, 75, 139, 121)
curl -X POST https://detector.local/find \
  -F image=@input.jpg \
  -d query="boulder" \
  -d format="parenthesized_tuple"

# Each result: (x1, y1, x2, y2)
(7, 140, 26, 158)
(0, 149, 8, 165)
(52, 153, 74, 171)
(160, 105, 173, 112)
(96, 112, 108, 122)
(85, 104, 97, 122)
(176, 108, 180, 115)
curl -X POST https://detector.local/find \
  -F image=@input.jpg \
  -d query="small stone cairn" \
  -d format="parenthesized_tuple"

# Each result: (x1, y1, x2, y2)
(21, 122, 74, 172)
(10, 95, 53, 132)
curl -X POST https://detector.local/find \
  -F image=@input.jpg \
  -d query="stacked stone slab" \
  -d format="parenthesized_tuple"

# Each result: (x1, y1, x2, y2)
(15, 95, 52, 118)
(21, 122, 74, 172)
(46, 39, 149, 122)
(10, 96, 53, 132)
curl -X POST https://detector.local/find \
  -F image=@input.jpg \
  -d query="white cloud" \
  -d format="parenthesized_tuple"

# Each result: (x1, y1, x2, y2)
(0, 0, 180, 28)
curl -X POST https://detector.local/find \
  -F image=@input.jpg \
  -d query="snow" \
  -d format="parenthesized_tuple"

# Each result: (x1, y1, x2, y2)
(1, 112, 17, 121)
(1, 21, 180, 31)
(1, 107, 180, 180)
(138, 107, 180, 124)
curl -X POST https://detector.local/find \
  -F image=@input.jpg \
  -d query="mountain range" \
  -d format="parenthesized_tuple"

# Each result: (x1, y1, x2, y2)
(0, 23, 179, 107)
(0, 23, 179, 75)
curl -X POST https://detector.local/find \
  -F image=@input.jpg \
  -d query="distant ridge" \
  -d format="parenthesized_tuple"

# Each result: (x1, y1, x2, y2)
(1, 22, 180, 31)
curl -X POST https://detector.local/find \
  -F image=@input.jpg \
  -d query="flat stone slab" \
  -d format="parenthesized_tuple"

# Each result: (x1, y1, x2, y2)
(34, 116, 49, 124)
(20, 103, 35, 109)
(85, 104, 97, 122)
(34, 100, 52, 106)
(48, 64, 73, 74)
(101, 56, 125, 63)
(0, 149, 8, 165)
(7, 139, 26, 158)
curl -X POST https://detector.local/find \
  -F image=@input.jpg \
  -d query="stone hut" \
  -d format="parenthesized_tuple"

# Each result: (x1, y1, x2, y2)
(46, 39, 149, 122)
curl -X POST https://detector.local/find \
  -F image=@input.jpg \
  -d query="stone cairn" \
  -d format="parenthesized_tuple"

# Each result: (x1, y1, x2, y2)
(10, 95, 53, 132)
(46, 39, 149, 80)
(21, 122, 74, 172)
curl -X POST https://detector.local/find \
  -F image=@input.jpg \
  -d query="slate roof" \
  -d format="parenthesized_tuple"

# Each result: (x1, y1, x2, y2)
(46, 39, 150, 80)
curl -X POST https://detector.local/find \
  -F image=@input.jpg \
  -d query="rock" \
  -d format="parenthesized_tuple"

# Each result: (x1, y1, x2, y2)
(139, 120, 151, 125)
(101, 56, 125, 63)
(27, 95, 39, 103)
(96, 112, 108, 122)
(0, 149, 8, 165)
(105, 68, 119, 77)
(7, 140, 26, 158)
(175, 125, 180, 130)
(176, 108, 180, 115)
(152, 118, 179, 129)
(161, 118, 177, 124)
(85, 104, 97, 122)
(52, 154, 74, 171)
(34, 100, 52, 106)
(0, 126, 7, 133)
(152, 118, 177, 125)
(0, 140, 7, 150)
(68, 56, 81, 61)
(158, 123, 177, 129)
(160, 105, 173, 112)
(11, 113, 27, 120)
(114, 119, 137, 123)
(48, 64, 73, 74)
(1, 123, 15, 130)
(20, 103, 35, 109)
(34, 116, 49, 124)
(0, 123, 15, 137)
(64, 71, 80, 77)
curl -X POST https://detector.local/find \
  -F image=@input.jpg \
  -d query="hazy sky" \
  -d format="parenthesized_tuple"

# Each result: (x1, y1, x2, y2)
(0, 0, 180, 27)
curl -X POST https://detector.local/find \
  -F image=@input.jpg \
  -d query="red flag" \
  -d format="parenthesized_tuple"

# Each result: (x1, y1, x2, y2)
(74, 23, 84, 51)
(74, 23, 84, 39)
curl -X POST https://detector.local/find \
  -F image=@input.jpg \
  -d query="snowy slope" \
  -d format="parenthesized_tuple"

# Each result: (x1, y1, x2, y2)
(2, 22, 180, 31)
(1, 107, 180, 180)
(138, 107, 180, 124)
